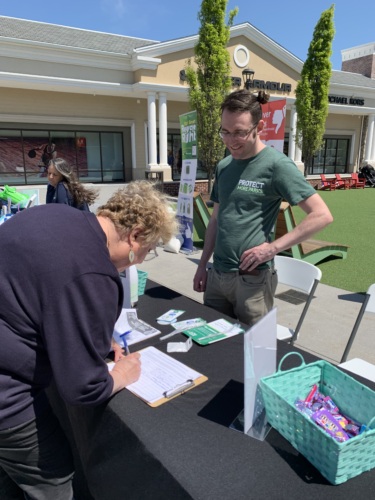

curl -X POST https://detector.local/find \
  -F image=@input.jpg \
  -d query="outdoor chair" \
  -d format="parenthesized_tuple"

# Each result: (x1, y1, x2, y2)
(274, 202, 349, 265)
(274, 255, 322, 345)
(319, 174, 336, 191)
(339, 284, 375, 382)
(25, 194, 37, 208)
(334, 173, 352, 189)
(350, 172, 366, 189)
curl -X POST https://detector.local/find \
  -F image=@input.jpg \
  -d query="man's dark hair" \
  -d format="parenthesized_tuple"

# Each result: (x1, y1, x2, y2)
(221, 90, 270, 124)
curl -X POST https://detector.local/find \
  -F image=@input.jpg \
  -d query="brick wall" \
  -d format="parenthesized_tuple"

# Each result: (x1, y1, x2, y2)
(163, 180, 209, 197)
(341, 54, 375, 79)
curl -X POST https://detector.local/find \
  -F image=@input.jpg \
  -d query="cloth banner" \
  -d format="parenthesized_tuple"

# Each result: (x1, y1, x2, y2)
(259, 99, 287, 153)
(177, 111, 198, 252)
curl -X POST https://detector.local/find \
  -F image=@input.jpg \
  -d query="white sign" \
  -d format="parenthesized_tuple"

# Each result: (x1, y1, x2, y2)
(244, 308, 277, 437)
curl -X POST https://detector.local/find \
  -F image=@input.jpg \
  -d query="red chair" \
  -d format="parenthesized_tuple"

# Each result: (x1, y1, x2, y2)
(319, 174, 336, 191)
(334, 173, 352, 189)
(351, 172, 366, 189)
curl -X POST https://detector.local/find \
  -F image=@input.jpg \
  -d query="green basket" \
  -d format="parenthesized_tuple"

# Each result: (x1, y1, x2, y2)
(260, 352, 375, 485)
(137, 270, 148, 296)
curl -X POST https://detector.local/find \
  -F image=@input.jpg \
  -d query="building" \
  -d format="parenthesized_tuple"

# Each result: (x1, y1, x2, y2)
(1, 16, 375, 202)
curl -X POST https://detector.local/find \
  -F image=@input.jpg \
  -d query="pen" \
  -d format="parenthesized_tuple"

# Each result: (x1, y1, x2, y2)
(119, 330, 131, 356)
(159, 319, 207, 341)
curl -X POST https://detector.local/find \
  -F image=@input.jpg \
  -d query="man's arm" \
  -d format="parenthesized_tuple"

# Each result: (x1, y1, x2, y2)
(240, 193, 333, 271)
(193, 202, 219, 292)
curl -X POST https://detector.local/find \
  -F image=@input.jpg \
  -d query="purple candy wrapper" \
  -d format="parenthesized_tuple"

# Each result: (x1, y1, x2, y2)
(312, 409, 350, 442)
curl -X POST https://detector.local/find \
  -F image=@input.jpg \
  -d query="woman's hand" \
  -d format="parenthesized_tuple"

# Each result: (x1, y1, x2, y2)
(112, 339, 125, 362)
(110, 352, 141, 394)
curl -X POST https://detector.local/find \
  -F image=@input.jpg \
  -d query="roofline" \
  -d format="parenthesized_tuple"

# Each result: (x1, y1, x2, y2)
(0, 15, 158, 44)
(135, 22, 304, 74)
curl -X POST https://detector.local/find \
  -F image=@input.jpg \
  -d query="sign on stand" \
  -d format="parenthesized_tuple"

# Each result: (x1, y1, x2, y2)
(177, 111, 197, 253)
(230, 308, 277, 440)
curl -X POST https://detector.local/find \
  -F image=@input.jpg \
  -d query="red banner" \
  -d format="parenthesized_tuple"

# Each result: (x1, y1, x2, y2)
(259, 99, 287, 153)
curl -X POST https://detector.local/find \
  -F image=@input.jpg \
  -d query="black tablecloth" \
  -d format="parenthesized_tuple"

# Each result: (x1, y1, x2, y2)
(48, 281, 375, 500)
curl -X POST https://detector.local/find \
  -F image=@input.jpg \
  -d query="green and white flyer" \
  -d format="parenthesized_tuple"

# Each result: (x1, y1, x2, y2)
(183, 319, 244, 346)
(178, 110, 197, 252)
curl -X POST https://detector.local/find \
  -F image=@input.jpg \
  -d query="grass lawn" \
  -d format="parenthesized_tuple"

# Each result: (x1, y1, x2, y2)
(292, 188, 375, 294)
(193, 187, 375, 294)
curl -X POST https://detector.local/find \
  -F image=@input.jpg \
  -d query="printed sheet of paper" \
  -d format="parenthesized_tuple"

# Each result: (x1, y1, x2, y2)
(125, 346, 205, 405)
(113, 309, 161, 347)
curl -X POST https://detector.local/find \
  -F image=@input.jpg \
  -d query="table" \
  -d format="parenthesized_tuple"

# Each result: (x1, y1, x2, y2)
(48, 281, 375, 500)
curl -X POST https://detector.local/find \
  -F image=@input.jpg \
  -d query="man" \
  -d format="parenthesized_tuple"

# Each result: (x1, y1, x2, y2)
(193, 89, 333, 326)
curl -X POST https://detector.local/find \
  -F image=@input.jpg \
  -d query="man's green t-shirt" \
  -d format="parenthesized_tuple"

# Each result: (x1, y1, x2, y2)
(210, 146, 316, 272)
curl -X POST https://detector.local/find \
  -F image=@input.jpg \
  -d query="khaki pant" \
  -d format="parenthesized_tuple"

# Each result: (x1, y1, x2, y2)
(204, 267, 278, 327)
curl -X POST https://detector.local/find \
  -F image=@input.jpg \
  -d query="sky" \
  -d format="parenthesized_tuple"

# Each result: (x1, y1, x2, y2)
(0, 1, 374, 70)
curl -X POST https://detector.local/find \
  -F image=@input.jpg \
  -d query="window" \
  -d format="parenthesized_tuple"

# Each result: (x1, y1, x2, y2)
(157, 130, 209, 181)
(310, 137, 350, 175)
(0, 128, 126, 185)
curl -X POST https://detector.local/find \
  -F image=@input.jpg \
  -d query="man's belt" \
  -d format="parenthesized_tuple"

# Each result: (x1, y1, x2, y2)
(238, 268, 261, 276)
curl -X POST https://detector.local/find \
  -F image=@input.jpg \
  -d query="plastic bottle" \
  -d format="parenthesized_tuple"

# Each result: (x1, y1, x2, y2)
(120, 265, 139, 308)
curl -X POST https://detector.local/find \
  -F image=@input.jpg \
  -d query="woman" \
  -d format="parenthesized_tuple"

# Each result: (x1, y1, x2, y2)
(46, 157, 98, 211)
(0, 181, 178, 499)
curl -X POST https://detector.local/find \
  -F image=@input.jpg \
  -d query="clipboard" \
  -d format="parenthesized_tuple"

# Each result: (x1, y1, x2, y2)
(147, 374, 208, 407)
(124, 346, 208, 407)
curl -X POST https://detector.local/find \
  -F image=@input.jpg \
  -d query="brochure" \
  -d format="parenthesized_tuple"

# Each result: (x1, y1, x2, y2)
(157, 309, 185, 325)
(183, 318, 244, 345)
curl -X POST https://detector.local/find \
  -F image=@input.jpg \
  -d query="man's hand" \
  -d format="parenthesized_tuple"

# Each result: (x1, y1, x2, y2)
(193, 266, 208, 293)
(240, 242, 276, 271)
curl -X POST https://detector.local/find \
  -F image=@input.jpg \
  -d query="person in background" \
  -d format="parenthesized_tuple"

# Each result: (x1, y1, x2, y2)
(37, 141, 57, 176)
(0, 181, 178, 499)
(46, 157, 98, 211)
(193, 89, 333, 326)
(167, 149, 174, 168)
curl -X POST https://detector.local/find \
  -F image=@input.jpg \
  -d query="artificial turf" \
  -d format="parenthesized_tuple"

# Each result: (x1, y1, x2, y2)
(292, 187, 375, 293)
(194, 187, 375, 294)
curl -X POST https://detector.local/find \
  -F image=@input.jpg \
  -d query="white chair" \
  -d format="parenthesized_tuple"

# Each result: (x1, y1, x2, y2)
(274, 255, 322, 344)
(25, 194, 37, 208)
(339, 358, 375, 383)
(338, 284, 375, 381)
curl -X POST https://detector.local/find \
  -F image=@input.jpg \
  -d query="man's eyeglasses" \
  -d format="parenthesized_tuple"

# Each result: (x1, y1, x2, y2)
(218, 124, 258, 141)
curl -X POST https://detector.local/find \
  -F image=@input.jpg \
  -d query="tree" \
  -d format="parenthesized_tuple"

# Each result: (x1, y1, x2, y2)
(185, 0, 238, 192)
(295, 5, 335, 176)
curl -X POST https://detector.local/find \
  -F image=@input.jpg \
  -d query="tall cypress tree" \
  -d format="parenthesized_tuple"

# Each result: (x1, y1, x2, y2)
(295, 5, 335, 175)
(185, 0, 238, 191)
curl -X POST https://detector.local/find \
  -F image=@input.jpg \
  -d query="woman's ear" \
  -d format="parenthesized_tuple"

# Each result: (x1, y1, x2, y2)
(129, 228, 141, 244)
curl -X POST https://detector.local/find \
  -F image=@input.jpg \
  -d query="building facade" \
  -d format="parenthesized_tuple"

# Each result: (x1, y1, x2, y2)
(1, 16, 375, 201)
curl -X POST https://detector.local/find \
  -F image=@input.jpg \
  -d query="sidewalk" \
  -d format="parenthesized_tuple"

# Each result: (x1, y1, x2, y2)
(138, 247, 375, 366)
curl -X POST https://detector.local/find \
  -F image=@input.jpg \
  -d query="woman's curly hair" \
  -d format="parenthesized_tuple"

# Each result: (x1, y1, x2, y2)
(96, 181, 178, 245)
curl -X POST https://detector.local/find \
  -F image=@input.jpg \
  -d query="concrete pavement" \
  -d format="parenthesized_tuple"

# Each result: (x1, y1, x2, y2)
(137, 246, 375, 366)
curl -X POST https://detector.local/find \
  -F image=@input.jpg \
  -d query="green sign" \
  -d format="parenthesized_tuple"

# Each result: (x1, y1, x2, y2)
(180, 111, 197, 160)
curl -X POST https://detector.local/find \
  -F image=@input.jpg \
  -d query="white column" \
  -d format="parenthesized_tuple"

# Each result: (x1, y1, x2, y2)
(295, 144, 302, 162)
(158, 93, 168, 168)
(147, 92, 158, 168)
(288, 107, 297, 160)
(288, 106, 303, 172)
(365, 114, 375, 161)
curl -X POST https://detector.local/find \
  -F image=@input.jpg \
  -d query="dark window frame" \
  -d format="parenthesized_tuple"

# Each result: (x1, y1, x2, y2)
(0, 127, 126, 185)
